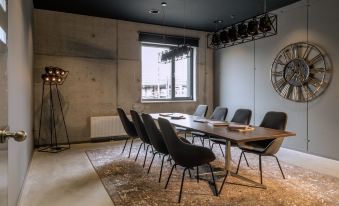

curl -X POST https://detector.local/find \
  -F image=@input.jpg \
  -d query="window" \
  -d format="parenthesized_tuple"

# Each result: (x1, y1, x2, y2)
(141, 44, 195, 101)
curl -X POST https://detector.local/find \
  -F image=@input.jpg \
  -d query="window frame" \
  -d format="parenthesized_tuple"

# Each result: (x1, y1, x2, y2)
(141, 43, 195, 102)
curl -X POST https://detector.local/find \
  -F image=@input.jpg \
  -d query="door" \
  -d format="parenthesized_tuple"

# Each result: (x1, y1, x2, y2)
(0, 0, 8, 205)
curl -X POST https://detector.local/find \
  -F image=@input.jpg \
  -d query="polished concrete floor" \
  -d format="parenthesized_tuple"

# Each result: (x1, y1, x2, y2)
(18, 141, 339, 206)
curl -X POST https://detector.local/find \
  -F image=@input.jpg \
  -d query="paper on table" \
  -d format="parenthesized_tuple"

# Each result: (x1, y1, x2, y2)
(170, 113, 185, 119)
(193, 118, 208, 123)
(208, 120, 229, 126)
(159, 113, 173, 117)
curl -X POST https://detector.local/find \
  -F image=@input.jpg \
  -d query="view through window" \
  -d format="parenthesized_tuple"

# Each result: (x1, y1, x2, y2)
(141, 44, 194, 101)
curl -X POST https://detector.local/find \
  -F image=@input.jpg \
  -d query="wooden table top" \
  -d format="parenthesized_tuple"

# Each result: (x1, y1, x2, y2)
(151, 113, 296, 143)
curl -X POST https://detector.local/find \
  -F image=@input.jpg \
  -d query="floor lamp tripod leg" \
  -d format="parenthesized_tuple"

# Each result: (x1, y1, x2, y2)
(56, 85, 70, 148)
(50, 84, 59, 150)
(37, 84, 45, 147)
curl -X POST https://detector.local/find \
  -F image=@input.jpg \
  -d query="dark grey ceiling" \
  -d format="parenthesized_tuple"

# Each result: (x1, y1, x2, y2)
(33, 0, 300, 32)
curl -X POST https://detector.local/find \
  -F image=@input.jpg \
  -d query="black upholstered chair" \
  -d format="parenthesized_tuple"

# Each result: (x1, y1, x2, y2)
(176, 104, 208, 138)
(235, 112, 287, 185)
(210, 109, 252, 162)
(117, 108, 138, 158)
(141, 113, 170, 182)
(191, 106, 228, 146)
(130, 110, 153, 168)
(142, 113, 192, 182)
(158, 117, 217, 203)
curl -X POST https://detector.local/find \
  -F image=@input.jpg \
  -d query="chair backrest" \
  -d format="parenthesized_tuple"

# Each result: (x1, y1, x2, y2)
(231, 109, 252, 125)
(158, 118, 186, 163)
(260, 111, 287, 130)
(260, 111, 287, 155)
(130, 110, 151, 144)
(117, 108, 137, 137)
(141, 113, 168, 155)
(193, 104, 208, 117)
(158, 117, 216, 168)
(210, 106, 228, 120)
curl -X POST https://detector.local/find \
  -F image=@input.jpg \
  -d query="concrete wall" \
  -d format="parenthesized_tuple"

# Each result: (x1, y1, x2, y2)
(214, 0, 339, 160)
(7, 0, 34, 205)
(33, 9, 214, 143)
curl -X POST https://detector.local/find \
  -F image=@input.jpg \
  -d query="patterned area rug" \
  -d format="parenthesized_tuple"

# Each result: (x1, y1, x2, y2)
(86, 140, 339, 205)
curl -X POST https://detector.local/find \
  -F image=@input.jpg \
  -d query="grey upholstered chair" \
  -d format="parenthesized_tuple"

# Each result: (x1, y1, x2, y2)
(176, 104, 208, 138)
(117, 108, 138, 158)
(223, 111, 287, 191)
(210, 109, 252, 164)
(191, 106, 228, 146)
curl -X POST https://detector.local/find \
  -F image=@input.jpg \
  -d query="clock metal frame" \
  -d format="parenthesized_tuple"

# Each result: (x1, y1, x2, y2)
(271, 42, 330, 102)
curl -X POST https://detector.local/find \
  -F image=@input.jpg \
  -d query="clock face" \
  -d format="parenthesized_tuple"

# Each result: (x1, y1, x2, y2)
(271, 42, 330, 102)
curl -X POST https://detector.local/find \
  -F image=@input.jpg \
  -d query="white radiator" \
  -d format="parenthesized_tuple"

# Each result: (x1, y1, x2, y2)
(90, 116, 127, 139)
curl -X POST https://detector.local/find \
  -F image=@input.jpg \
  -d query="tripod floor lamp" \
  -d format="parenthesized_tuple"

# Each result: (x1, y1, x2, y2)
(37, 66, 70, 153)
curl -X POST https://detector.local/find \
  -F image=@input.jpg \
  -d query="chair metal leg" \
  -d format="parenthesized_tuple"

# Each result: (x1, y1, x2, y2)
(128, 138, 134, 158)
(192, 135, 195, 144)
(200, 137, 204, 146)
(143, 145, 150, 168)
(121, 138, 129, 154)
(218, 170, 229, 195)
(274, 155, 285, 179)
(208, 138, 211, 148)
(211, 143, 215, 150)
(243, 152, 250, 167)
(208, 163, 218, 196)
(188, 168, 192, 178)
(196, 166, 199, 183)
(135, 143, 143, 161)
(236, 151, 243, 174)
(218, 143, 225, 157)
(259, 155, 263, 184)
(178, 168, 188, 203)
(165, 164, 176, 189)
(147, 152, 157, 174)
(159, 155, 167, 183)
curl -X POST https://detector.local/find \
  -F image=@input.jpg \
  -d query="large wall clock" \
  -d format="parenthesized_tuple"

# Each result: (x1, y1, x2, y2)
(271, 42, 331, 102)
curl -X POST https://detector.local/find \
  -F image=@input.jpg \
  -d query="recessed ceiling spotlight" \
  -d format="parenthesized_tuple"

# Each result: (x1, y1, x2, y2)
(148, 9, 160, 14)
(214, 20, 223, 24)
(161, 2, 167, 7)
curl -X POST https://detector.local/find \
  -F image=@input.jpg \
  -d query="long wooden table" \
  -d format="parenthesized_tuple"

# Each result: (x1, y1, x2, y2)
(151, 113, 296, 189)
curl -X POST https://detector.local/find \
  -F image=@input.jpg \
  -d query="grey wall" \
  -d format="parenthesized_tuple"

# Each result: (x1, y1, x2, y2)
(215, 0, 339, 160)
(7, 0, 34, 206)
(33, 9, 214, 143)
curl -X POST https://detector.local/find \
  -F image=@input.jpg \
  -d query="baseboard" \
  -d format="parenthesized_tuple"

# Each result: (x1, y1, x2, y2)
(277, 148, 339, 178)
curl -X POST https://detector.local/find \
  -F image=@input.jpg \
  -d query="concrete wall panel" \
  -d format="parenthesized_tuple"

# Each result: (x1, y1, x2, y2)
(34, 10, 117, 59)
(34, 55, 116, 143)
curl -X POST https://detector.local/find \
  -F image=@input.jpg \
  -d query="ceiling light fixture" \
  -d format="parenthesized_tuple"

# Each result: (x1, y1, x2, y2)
(161, 2, 167, 7)
(148, 9, 160, 14)
(207, 10, 277, 49)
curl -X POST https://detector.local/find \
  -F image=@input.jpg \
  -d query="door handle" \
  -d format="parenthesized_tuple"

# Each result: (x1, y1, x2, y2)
(0, 129, 27, 143)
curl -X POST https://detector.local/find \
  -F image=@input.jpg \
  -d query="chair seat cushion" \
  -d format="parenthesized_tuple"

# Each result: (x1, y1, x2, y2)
(191, 131, 206, 136)
(238, 141, 266, 153)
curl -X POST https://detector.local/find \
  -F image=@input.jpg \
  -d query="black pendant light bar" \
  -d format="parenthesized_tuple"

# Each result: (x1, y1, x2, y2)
(207, 13, 277, 49)
(158, 44, 191, 64)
